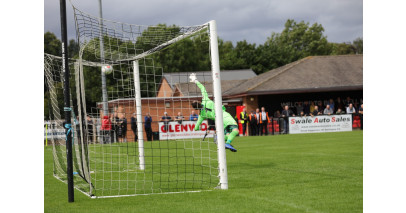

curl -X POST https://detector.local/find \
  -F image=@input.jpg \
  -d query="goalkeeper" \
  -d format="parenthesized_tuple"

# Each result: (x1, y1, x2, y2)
(189, 73, 238, 152)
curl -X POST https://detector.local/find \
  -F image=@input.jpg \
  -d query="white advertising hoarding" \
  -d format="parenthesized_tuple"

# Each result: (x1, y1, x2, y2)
(159, 120, 211, 140)
(44, 121, 65, 140)
(288, 114, 352, 134)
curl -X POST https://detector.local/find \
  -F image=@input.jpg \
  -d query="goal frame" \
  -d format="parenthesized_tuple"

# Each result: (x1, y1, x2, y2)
(58, 1, 229, 198)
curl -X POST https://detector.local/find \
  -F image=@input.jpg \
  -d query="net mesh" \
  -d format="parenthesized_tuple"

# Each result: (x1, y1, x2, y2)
(44, 53, 91, 194)
(46, 4, 222, 198)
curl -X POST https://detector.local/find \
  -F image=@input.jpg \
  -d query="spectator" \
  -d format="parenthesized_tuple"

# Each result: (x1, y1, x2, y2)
(323, 104, 334, 115)
(259, 107, 271, 136)
(116, 116, 123, 142)
(86, 115, 93, 143)
(295, 102, 303, 116)
(336, 108, 345, 114)
(248, 111, 257, 136)
(273, 110, 282, 134)
(335, 97, 344, 111)
(175, 112, 184, 124)
(344, 96, 353, 108)
(255, 108, 260, 136)
(346, 103, 356, 114)
(359, 104, 363, 130)
(353, 102, 359, 113)
(299, 111, 306, 117)
(317, 101, 325, 112)
(131, 113, 138, 141)
(100, 115, 112, 144)
(121, 114, 127, 142)
(273, 110, 281, 118)
(160, 112, 172, 132)
(239, 107, 248, 136)
(111, 113, 120, 143)
(303, 101, 310, 116)
(281, 105, 295, 134)
(310, 106, 322, 117)
(144, 112, 153, 141)
(117, 114, 127, 143)
(310, 101, 316, 113)
(328, 99, 335, 112)
(189, 110, 198, 121)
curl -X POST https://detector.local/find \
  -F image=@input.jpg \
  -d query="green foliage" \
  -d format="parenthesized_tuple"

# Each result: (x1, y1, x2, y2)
(68, 39, 79, 58)
(218, 39, 257, 70)
(352, 37, 363, 54)
(44, 32, 61, 55)
(331, 42, 356, 55)
(330, 37, 362, 55)
(253, 19, 332, 74)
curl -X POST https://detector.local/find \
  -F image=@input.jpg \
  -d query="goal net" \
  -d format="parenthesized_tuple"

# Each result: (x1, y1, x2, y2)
(46, 4, 227, 198)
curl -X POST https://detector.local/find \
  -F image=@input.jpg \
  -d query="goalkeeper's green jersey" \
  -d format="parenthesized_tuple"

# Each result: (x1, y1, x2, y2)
(194, 81, 237, 130)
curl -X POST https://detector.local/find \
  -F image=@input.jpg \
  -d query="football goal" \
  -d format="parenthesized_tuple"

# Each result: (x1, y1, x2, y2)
(46, 3, 228, 198)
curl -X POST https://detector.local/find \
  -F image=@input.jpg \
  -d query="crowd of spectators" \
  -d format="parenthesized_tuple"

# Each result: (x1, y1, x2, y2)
(269, 96, 363, 134)
(240, 96, 363, 136)
(92, 96, 363, 143)
(99, 113, 128, 144)
(276, 97, 363, 117)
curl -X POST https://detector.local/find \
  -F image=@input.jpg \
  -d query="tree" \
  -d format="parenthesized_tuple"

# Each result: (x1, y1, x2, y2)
(331, 42, 356, 55)
(252, 19, 332, 74)
(44, 32, 61, 55)
(68, 39, 79, 58)
(352, 37, 363, 54)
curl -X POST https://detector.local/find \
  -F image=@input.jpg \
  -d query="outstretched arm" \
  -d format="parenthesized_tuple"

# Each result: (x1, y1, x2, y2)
(190, 73, 209, 102)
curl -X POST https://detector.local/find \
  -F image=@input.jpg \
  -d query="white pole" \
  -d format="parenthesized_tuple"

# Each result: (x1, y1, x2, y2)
(98, 0, 108, 116)
(209, 20, 228, 189)
(133, 60, 145, 170)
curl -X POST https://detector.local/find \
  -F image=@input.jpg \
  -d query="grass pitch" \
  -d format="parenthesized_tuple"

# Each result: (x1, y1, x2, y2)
(44, 131, 362, 212)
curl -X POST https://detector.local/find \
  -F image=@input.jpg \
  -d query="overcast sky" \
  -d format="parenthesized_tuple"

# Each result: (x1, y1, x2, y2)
(44, 0, 362, 45)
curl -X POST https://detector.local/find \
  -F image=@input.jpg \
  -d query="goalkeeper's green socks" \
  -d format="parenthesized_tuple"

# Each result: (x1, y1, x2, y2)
(224, 134, 229, 142)
(226, 130, 239, 144)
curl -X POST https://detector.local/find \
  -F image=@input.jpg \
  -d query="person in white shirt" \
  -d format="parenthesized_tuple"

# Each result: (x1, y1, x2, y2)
(346, 103, 356, 114)
(324, 105, 334, 115)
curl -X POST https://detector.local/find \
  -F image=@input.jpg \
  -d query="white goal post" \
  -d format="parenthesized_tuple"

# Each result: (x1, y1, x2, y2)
(208, 20, 228, 190)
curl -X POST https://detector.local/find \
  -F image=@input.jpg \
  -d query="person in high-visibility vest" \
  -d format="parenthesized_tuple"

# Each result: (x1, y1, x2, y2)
(189, 73, 238, 152)
(259, 107, 271, 136)
(239, 107, 248, 136)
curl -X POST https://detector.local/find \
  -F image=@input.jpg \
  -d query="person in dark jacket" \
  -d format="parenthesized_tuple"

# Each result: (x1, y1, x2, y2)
(131, 113, 138, 141)
(248, 111, 257, 136)
(144, 112, 153, 141)
(281, 105, 295, 134)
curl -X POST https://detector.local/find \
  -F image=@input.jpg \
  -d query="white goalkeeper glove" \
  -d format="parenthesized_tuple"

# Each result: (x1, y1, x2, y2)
(189, 73, 198, 83)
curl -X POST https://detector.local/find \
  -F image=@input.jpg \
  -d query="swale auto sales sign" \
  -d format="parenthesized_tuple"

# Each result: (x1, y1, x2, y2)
(289, 114, 352, 134)
(159, 120, 211, 139)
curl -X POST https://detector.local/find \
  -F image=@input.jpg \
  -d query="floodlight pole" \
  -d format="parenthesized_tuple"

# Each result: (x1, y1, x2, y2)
(99, 0, 108, 116)
(59, 0, 74, 202)
(209, 20, 228, 189)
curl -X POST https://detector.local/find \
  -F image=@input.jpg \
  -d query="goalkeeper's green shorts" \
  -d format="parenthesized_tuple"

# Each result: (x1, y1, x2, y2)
(224, 125, 239, 135)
